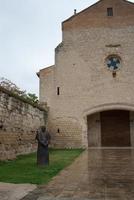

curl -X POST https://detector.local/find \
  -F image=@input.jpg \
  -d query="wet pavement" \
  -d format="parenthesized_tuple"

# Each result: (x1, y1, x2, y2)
(0, 182, 36, 200)
(22, 149, 134, 200)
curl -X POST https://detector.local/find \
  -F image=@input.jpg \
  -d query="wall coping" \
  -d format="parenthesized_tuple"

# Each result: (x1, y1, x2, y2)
(0, 86, 48, 113)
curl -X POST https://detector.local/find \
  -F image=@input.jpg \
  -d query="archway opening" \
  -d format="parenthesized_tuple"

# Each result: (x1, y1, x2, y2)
(101, 110, 130, 147)
(87, 110, 132, 147)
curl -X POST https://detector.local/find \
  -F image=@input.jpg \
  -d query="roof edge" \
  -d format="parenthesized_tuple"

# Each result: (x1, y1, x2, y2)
(36, 65, 55, 78)
(62, 0, 101, 24)
(62, 0, 134, 24)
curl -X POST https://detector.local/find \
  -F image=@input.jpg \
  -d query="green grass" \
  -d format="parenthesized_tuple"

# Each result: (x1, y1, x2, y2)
(0, 149, 83, 185)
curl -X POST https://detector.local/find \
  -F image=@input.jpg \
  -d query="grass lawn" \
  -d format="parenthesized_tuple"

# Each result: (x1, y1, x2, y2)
(0, 149, 83, 185)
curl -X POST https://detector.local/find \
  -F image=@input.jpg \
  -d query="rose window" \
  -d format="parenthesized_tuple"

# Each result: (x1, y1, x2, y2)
(106, 56, 121, 71)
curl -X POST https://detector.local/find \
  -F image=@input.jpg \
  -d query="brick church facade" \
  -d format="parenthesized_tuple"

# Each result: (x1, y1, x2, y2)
(38, 0, 134, 148)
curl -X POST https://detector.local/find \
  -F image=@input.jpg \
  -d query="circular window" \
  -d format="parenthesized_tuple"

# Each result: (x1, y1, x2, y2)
(106, 55, 121, 71)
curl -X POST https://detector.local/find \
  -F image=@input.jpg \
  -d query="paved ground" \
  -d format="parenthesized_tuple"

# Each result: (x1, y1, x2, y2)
(22, 149, 134, 200)
(0, 182, 36, 200)
(1, 149, 134, 200)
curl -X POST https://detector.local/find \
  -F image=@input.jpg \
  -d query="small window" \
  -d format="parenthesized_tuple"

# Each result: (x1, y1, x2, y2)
(57, 87, 60, 95)
(107, 8, 113, 16)
(57, 128, 60, 133)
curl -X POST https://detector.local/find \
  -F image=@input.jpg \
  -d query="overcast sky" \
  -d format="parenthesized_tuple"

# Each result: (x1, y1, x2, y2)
(0, 0, 134, 96)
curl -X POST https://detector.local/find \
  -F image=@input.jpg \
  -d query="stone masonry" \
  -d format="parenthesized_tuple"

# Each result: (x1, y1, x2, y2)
(0, 87, 47, 160)
(38, 0, 134, 148)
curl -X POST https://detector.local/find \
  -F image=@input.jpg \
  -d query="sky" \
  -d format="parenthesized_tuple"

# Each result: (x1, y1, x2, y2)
(0, 0, 134, 96)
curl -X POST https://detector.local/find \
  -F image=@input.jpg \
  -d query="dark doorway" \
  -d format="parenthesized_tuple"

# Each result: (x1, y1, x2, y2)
(101, 110, 130, 147)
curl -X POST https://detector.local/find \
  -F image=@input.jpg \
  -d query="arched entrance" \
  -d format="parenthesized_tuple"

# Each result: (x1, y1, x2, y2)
(83, 103, 134, 148)
(87, 110, 131, 147)
(101, 110, 130, 147)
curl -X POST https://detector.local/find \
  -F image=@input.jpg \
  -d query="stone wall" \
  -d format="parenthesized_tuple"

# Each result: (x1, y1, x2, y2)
(39, 0, 134, 148)
(0, 87, 47, 160)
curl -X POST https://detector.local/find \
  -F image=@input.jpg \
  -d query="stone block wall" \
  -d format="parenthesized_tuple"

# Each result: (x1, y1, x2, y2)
(48, 117, 82, 148)
(0, 87, 47, 160)
(39, 0, 134, 148)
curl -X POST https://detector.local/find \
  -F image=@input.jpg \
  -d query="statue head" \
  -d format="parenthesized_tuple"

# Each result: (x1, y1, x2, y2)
(41, 126, 46, 132)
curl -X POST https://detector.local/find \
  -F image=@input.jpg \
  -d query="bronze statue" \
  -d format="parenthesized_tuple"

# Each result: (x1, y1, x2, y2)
(36, 126, 51, 166)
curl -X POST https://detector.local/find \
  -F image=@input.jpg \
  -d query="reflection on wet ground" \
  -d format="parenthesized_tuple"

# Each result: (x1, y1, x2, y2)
(23, 149, 134, 200)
